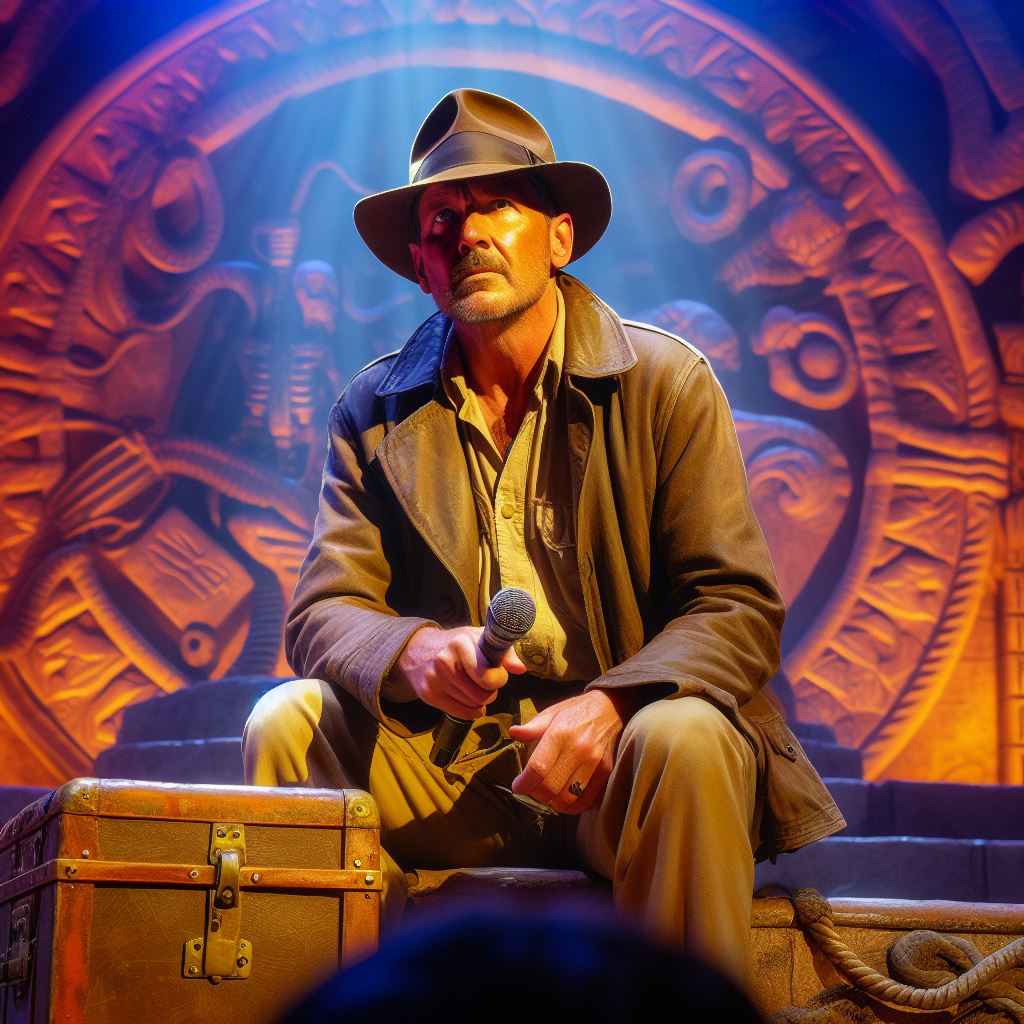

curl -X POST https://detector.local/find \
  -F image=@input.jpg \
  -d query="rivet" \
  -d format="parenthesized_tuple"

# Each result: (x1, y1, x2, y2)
(188, 869, 199, 880)
(237, 957, 248, 968)
(211, 920, 220, 933)
(353, 859, 362, 868)
(354, 804, 366, 816)
(364, 893, 372, 900)
(251, 872, 260, 883)
(222, 888, 234, 902)
(363, 874, 374, 885)
(232, 830, 240, 840)
(216, 828, 226, 839)
(81, 850, 90, 859)
(193, 942, 201, 952)
(188, 965, 199, 975)
(65, 865, 77, 877)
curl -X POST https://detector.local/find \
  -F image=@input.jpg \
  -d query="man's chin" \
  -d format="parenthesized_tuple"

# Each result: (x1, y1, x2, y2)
(446, 292, 517, 325)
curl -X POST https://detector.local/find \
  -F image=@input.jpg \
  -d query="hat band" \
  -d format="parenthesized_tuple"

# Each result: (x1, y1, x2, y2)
(412, 131, 547, 184)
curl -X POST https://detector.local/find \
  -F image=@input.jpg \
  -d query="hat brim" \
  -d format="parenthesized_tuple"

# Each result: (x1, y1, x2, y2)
(353, 162, 612, 282)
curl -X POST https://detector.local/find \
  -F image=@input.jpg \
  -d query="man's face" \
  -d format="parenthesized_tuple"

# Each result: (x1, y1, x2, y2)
(409, 174, 572, 325)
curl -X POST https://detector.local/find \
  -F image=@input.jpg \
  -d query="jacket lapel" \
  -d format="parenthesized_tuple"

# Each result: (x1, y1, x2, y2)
(374, 315, 479, 615)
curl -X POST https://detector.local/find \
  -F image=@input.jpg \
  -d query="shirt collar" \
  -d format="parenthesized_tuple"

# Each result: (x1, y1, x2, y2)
(374, 273, 635, 398)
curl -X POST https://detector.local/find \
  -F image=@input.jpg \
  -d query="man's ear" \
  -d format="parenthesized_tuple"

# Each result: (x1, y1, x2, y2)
(550, 214, 573, 270)
(409, 243, 432, 295)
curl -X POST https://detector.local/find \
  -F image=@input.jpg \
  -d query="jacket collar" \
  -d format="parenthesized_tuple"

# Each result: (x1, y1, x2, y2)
(375, 273, 637, 397)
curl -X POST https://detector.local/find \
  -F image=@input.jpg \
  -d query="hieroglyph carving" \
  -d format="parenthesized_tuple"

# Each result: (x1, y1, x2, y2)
(0, 0, 1009, 779)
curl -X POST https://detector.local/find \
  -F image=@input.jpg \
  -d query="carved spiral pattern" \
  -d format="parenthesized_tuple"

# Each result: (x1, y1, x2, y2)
(670, 148, 752, 243)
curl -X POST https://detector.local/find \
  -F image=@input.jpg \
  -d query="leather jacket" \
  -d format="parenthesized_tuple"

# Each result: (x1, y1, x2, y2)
(287, 273, 847, 860)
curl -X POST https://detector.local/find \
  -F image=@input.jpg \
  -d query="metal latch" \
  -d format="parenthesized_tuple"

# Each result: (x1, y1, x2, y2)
(0, 900, 33, 990)
(183, 823, 252, 983)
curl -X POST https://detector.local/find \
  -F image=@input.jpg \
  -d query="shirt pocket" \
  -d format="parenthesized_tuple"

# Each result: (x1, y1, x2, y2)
(531, 498, 575, 552)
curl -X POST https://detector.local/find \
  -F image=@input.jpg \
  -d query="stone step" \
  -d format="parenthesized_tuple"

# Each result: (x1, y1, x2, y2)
(406, 868, 1024, 1020)
(755, 835, 1023, 903)
(799, 739, 861, 778)
(115, 677, 283, 742)
(94, 737, 244, 784)
(826, 776, 1024, 839)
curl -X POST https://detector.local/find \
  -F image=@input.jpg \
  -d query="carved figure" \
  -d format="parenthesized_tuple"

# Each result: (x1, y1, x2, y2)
(720, 189, 849, 293)
(870, 0, 1024, 201)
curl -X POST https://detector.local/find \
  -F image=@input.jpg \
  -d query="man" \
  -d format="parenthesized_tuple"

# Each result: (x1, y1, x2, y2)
(243, 88, 845, 983)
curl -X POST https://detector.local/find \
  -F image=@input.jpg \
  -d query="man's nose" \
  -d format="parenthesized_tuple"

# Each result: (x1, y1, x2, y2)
(458, 210, 488, 253)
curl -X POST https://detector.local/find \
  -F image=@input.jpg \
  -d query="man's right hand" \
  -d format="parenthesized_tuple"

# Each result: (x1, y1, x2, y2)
(393, 625, 527, 719)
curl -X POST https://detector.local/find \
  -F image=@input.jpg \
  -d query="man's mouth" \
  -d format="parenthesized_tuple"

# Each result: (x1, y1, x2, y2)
(451, 255, 505, 288)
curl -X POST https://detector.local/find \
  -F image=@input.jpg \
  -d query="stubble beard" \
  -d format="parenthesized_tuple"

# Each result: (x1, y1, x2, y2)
(440, 250, 550, 326)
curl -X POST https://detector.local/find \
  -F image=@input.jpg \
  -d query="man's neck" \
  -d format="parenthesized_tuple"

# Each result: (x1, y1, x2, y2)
(453, 278, 558, 402)
(452, 278, 558, 458)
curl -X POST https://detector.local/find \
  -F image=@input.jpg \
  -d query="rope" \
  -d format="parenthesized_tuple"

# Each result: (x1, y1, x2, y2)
(790, 888, 1024, 1010)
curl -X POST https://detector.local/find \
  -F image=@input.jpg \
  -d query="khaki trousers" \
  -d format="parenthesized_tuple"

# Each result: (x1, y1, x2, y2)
(242, 680, 758, 983)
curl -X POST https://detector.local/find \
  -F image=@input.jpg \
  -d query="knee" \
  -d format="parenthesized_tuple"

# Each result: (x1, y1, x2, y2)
(624, 696, 744, 779)
(242, 678, 325, 756)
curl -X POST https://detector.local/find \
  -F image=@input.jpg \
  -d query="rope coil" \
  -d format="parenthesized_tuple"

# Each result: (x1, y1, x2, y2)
(790, 887, 1024, 1010)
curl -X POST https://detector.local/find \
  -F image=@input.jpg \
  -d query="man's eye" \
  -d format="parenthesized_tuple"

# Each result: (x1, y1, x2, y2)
(493, 198, 512, 209)
(433, 209, 454, 225)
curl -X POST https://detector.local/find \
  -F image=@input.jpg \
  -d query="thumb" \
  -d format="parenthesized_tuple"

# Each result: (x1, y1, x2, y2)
(503, 644, 528, 675)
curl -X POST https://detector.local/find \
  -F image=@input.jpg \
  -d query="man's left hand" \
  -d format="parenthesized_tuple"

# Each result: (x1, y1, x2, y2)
(508, 690, 631, 814)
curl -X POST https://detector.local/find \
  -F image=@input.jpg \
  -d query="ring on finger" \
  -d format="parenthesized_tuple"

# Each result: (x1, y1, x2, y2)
(568, 780, 585, 798)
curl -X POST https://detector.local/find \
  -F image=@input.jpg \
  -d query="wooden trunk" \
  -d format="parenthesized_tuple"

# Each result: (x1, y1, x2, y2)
(0, 779, 381, 1023)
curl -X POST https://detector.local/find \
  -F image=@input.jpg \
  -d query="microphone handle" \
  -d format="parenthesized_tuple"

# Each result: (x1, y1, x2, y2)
(429, 713, 473, 769)
(428, 619, 514, 769)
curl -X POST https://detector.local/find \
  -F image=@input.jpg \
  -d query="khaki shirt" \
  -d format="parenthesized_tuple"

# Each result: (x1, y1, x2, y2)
(439, 289, 601, 683)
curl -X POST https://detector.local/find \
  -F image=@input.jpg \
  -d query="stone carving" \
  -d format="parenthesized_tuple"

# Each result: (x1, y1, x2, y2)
(0, 0, 1012, 781)
(735, 415, 851, 608)
(0, 0, 96, 110)
(641, 300, 741, 373)
(868, 0, 1024, 202)
(753, 308, 858, 412)
(776, 888, 1024, 1022)
(671, 148, 752, 244)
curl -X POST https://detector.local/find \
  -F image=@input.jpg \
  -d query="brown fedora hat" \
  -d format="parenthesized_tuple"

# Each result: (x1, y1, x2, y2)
(353, 88, 612, 282)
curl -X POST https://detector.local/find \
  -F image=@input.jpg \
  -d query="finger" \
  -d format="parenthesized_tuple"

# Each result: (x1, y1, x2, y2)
(453, 635, 510, 691)
(433, 676, 486, 720)
(447, 669, 498, 710)
(510, 733, 577, 804)
(554, 777, 607, 815)
(435, 649, 496, 707)
(550, 761, 608, 815)
(507, 706, 556, 743)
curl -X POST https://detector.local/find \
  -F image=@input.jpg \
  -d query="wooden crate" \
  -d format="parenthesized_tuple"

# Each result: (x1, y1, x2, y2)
(0, 779, 381, 1023)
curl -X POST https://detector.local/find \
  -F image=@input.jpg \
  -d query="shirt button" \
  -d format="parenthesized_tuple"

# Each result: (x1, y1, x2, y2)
(500, 503, 515, 519)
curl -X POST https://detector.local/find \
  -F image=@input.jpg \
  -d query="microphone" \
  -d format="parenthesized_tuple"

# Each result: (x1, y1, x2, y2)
(429, 586, 536, 768)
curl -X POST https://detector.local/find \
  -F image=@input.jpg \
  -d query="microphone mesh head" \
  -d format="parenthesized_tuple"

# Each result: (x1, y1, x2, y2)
(488, 586, 537, 643)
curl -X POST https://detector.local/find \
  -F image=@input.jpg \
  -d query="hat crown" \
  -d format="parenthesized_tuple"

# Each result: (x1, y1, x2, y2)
(408, 89, 556, 185)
